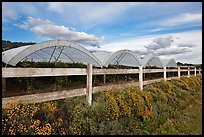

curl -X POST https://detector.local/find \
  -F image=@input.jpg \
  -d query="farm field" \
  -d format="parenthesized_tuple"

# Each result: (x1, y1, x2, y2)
(2, 75, 202, 135)
(2, 2, 202, 135)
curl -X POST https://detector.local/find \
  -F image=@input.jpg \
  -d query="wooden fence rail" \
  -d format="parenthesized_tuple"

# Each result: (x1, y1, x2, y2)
(2, 66, 202, 106)
(2, 68, 87, 78)
(2, 77, 179, 105)
(2, 68, 200, 78)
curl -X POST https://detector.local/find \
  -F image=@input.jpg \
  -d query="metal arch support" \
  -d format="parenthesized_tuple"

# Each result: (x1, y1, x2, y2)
(60, 51, 75, 63)
(33, 52, 48, 61)
(142, 54, 164, 68)
(55, 46, 65, 62)
(40, 48, 58, 61)
(62, 46, 102, 67)
(104, 50, 141, 67)
(115, 53, 127, 65)
(113, 53, 127, 66)
(19, 47, 58, 63)
(4, 40, 103, 68)
(112, 53, 126, 66)
(163, 58, 178, 68)
(45, 46, 75, 63)
(169, 59, 178, 68)
(23, 52, 48, 62)
(49, 46, 57, 63)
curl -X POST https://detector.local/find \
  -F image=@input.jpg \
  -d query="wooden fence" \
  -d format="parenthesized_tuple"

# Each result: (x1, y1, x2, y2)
(2, 65, 202, 105)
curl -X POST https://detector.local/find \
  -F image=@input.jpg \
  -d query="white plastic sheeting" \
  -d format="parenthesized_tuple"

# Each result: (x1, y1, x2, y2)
(2, 40, 103, 68)
(161, 58, 178, 68)
(140, 54, 164, 68)
(2, 45, 31, 64)
(92, 50, 112, 66)
(92, 50, 141, 67)
(2, 39, 177, 68)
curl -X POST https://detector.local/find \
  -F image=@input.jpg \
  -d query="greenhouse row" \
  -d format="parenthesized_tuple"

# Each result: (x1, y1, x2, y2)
(2, 39, 177, 68)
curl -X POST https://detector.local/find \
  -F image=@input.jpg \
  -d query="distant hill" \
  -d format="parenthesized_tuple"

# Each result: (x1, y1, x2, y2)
(2, 40, 36, 51)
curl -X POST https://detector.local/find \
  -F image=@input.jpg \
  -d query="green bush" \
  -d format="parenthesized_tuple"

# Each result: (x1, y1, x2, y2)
(2, 75, 202, 135)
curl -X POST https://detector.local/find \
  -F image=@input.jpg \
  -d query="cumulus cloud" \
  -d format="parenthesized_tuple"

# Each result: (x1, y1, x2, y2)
(95, 30, 201, 63)
(144, 35, 196, 56)
(145, 35, 173, 50)
(155, 46, 192, 56)
(17, 17, 104, 46)
(144, 42, 160, 50)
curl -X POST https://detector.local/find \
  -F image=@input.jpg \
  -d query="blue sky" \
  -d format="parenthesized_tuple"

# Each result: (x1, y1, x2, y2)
(2, 2, 202, 64)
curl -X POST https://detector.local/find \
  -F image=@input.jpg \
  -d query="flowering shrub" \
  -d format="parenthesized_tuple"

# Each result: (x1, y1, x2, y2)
(2, 75, 202, 135)
(2, 100, 66, 135)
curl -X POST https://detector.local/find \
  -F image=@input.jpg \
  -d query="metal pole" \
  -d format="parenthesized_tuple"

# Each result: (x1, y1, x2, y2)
(139, 66, 143, 91)
(86, 64, 93, 105)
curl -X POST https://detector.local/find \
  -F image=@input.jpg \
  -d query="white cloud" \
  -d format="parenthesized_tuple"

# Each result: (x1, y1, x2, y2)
(18, 17, 52, 30)
(3, 2, 141, 25)
(2, 2, 41, 22)
(47, 2, 142, 27)
(150, 28, 162, 32)
(169, 30, 202, 64)
(27, 17, 52, 26)
(2, 2, 202, 64)
(160, 13, 202, 27)
(17, 17, 104, 46)
(2, 4, 18, 21)
(142, 35, 197, 57)
(96, 34, 193, 57)
(99, 30, 202, 64)
(177, 43, 196, 48)
(144, 42, 160, 50)
(47, 2, 79, 13)
(99, 36, 151, 52)
(145, 35, 174, 50)
(154, 46, 192, 56)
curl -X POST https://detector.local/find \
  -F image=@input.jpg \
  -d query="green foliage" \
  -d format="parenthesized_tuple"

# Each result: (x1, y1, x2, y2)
(2, 76, 202, 135)
(16, 61, 87, 68)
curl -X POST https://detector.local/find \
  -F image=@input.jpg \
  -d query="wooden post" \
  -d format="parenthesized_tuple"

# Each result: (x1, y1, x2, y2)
(27, 78, 29, 92)
(199, 68, 201, 75)
(143, 72, 145, 80)
(164, 67, 167, 81)
(178, 67, 180, 78)
(139, 66, 143, 91)
(103, 74, 106, 84)
(2, 78, 6, 97)
(194, 68, 196, 76)
(86, 64, 93, 105)
(188, 67, 190, 77)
